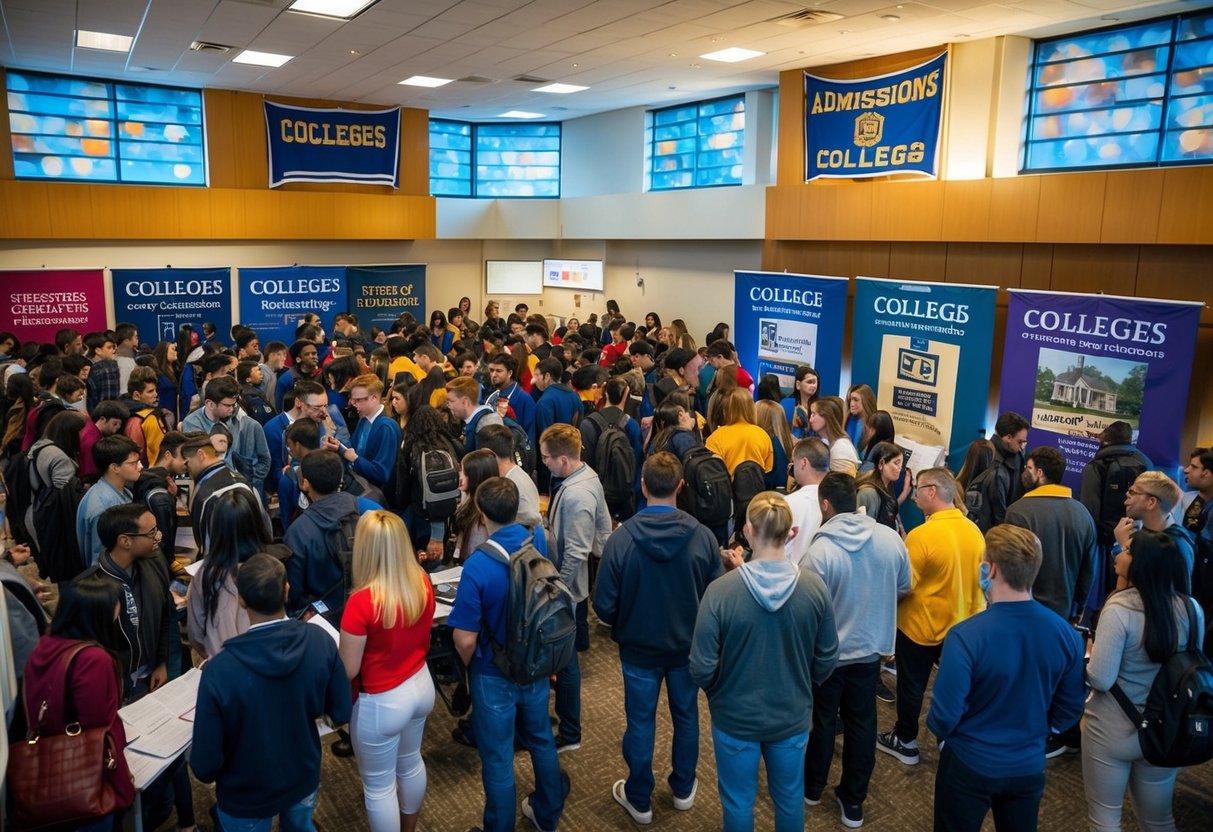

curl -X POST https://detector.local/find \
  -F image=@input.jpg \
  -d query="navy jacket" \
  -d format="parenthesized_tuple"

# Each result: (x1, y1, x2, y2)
(191, 619, 351, 818)
(284, 491, 361, 620)
(536, 383, 583, 436)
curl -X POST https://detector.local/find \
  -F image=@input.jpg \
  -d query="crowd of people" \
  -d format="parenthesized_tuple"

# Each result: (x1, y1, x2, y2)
(0, 297, 1209, 832)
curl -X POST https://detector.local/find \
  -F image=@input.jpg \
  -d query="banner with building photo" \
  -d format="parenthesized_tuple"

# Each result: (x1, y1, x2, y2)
(111, 267, 232, 347)
(851, 277, 997, 471)
(0, 269, 108, 343)
(264, 101, 401, 188)
(998, 289, 1201, 488)
(803, 51, 946, 181)
(345, 265, 426, 332)
(733, 271, 849, 398)
(237, 266, 347, 348)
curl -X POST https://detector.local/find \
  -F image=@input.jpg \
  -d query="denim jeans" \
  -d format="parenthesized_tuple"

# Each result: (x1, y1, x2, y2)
(806, 658, 880, 805)
(934, 745, 1045, 832)
(554, 645, 581, 743)
(215, 789, 318, 832)
(620, 661, 699, 811)
(711, 724, 809, 832)
(471, 671, 566, 832)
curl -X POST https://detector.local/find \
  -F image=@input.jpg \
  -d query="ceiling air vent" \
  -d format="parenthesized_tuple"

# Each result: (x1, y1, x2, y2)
(513, 74, 551, 84)
(771, 9, 845, 28)
(190, 41, 232, 54)
(458, 75, 497, 84)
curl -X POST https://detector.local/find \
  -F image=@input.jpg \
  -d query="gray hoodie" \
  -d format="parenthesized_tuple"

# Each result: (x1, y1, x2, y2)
(806, 511, 912, 665)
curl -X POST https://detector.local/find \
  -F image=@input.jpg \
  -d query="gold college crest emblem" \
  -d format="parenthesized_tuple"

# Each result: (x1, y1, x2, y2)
(853, 111, 884, 147)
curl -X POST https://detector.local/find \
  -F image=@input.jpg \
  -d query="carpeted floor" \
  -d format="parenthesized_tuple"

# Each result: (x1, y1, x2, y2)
(173, 614, 1213, 832)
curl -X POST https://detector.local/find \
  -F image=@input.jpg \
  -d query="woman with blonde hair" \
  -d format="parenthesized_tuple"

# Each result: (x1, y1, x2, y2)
(340, 511, 436, 832)
(691, 491, 838, 832)
(706, 388, 774, 477)
(810, 397, 860, 476)
(845, 383, 878, 448)
(755, 399, 793, 491)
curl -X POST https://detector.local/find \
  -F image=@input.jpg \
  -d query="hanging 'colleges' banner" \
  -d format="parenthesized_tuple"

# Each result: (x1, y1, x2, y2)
(733, 271, 849, 397)
(851, 277, 997, 470)
(264, 101, 401, 188)
(998, 290, 1201, 488)
(346, 265, 426, 332)
(111, 268, 232, 346)
(237, 266, 347, 348)
(804, 52, 946, 181)
(0, 269, 107, 343)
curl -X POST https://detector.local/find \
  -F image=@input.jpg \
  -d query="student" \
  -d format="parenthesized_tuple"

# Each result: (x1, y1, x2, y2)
(808, 398, 860, 477)
(844, 383, 877, 448)
(326, 373, 400, 492)
(485, 352, 536, 442)
(78, 400, 128, 479)
(76, 434, 141, 567)
(191, 554, 352, 832)
(446, 375, 502, 454)
(705, 388, 774, 477)
(781, 366, 820, 439)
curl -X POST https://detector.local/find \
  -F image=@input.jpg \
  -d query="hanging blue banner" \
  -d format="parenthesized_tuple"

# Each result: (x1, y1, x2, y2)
(237, 266, 347, 348)
(998, 290, 1201, 487)
(733, 271, 849, 398)
(346, 265, 426, 332)
(111, 267, 232, 347)
(851, 277, 997, 471)
(264, 101, 400, 188)
(804, 52, 946, 181)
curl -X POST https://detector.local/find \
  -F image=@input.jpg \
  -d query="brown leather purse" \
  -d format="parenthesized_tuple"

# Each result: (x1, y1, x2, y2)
(8, 641, 128, 831)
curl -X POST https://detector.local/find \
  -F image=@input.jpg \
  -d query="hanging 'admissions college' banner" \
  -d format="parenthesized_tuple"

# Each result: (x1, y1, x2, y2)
(0, 269, 107, 343)
(112, 268, 232, 345)
(733, 271, 848, 397)
(238, 266, 347, 347)
(998, 290, 1201, 487)
(852, 277, 997, 470)
(265, 101, 400, 188)
(804, 52, 946, 181)
(346, 265, 426, 332)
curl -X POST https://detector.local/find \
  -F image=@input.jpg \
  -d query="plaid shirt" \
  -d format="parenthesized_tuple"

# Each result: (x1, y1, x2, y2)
(86, 358, 121, 414)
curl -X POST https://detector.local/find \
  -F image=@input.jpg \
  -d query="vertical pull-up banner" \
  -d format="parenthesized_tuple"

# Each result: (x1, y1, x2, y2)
(804, 52, 946, 181)
(112, 268, 232, 346)
(264, 101, 401, 188)
(346, 265, 426, 332)
(852, 277, 997, 470)
(998, 290, 1201, 487)
(238, 266, 347, 348)
(0, 269, 107, 343)
(734, 271, 849, 397)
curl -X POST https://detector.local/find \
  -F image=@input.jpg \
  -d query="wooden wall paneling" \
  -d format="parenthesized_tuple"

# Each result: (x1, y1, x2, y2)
(90, 186, 179, 238)
(1188, 325, 1213, 449)
(399, 108, 429, 197)
(202, 89, 238, 190)
(1100, 169, 1163, 243)
(1048, 243, 1139, 296)
(0, 182, 51, 237)
(44, 184, 95, 237)
(871, 181, 944, 240)
(777, 70, 806, 187)
(208, 189, 246, 238)
(176, 188, 214, 239)
(1157, 166, 1213, 244)
(986, 302, 1011, 429)
(944, 242, 1023, 287)
(1019, 243, 1053, 290)
(802, 183, 873, 239)
(888, 242, 947, 281)
(241, 189, 282, 238)
(987, 177, 1040, 242)
(1134, 245, 1213, 315)
(1036, 172, 1106, 242)
(942, 179, 992, 241)
(231, 91, 268, 190)
(765, 187, 803, 239)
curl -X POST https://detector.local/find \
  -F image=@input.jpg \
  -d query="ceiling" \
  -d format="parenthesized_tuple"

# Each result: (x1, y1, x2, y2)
(1, 0, 1209, 121)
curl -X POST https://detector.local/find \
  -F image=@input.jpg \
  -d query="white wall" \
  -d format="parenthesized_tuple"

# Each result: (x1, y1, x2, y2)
(561, 107, 646, 198)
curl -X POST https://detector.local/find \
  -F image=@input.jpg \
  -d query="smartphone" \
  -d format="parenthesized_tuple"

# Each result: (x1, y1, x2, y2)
(902, 448, 913, 469)
(310, 599, 329, 616)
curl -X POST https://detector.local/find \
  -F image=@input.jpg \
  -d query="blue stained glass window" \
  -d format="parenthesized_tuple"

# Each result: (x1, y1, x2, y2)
(428, 119, 560, 197)
(1023, 9, 1213, 172)
(648, 94, 744, 191)
(7, 69, 206, 185)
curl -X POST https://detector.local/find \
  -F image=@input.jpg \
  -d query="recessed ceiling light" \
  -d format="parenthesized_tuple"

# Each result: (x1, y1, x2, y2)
(76, 30, 133, 53)
(499, 110, 545, 119)
(838, 30, 850, 35)
(881, 14, 901, 22)
(288, 0, 379, 19)
(533, 83, 588, 94)
(699, 47, 765, 63)
(399, 75, 453, 87)
(231, 50, 294, 68)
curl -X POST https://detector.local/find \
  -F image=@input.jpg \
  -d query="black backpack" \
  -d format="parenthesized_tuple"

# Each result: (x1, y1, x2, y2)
(963, 464, 1002, 533)
(1095, 453, 1149, 544)
(472, 411, 535, 476)
(322, 510, 360, 600)
(1110, 597, 1213, 767)
(731, 459, 768, 534)
(1, 450, 37, 548)
(479, 535, 576, 684)
(587, 411, 635, 507)
(679, 445, 733, 524)
(420, 448, 461, 520)
(28, 445, 86, 583)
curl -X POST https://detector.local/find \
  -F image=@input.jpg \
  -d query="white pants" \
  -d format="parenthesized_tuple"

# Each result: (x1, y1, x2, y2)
(1082, 691, 1178, 831)
(351, 669, 436, 832)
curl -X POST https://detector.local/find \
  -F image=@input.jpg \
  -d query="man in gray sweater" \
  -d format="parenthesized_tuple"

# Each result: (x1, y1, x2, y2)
(804, 473, 911, 829)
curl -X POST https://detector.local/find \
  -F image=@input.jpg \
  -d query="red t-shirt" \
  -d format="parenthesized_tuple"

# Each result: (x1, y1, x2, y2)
(341, 581, 435, 694)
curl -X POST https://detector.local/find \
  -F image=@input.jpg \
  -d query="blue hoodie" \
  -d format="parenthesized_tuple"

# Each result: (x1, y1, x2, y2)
(191, 619, 351, 818)
(593, 506, 722, 668)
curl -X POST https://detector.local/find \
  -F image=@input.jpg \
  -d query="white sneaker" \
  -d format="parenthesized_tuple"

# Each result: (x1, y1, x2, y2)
(672, 777, 698, 811)
(612, 779, 653, 824)
(521, 795, 556, 832)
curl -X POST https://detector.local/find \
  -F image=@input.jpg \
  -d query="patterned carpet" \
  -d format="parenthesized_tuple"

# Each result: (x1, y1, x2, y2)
(172, 612, 1213, 832)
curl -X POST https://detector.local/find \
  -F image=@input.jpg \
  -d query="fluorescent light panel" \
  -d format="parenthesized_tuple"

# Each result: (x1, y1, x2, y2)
(288, 0, 379, 19)
(699, 47, 765, 63)
(76, 30, 133, 53)
(232, 50, 294, 68)
(533, 83, 588, 94)
(499, 110, 545, 119)
(399, 75, 453, 88)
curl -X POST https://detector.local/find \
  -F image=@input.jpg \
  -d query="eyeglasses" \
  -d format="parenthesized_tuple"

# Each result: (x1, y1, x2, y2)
(128, 528, 162, 541)
(349, 394, 370, 405)
(1126, 487, 1159, 501)
(912, 482, 938, 495)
